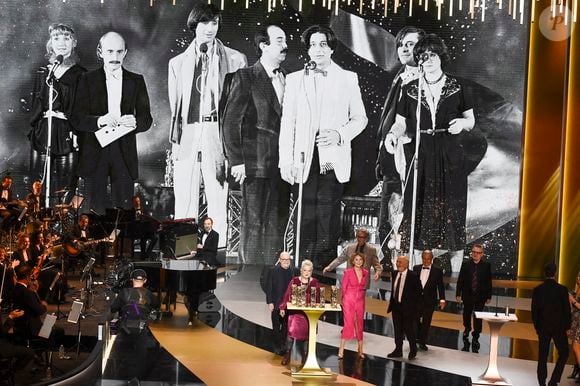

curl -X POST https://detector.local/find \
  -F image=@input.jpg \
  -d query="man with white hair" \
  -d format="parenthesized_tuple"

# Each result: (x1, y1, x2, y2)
(387, 254, 421, 359)
(265, 251, 298, 355)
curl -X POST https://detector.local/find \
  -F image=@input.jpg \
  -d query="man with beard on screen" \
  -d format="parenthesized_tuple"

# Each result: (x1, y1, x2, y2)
(221, 25, 290, 264)
(71, 31, 152, 212)
(168, 3, 247, 249)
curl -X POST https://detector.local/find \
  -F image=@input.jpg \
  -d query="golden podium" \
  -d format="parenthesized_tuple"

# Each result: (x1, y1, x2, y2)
(286, 303, 342, 377)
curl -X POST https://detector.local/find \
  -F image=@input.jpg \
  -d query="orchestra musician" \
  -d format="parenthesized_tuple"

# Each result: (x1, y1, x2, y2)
(25, 180, 44, 217)
(11, 265, 64, 348)
(0, 175, 24, 232)
(130, 195, 158, 259)
(0, 247, 19, 305)
(12, 234, 35, 268)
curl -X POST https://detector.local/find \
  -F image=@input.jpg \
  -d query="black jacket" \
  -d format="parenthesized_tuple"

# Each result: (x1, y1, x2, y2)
(197, 230, 219, 261)
(456, 259, 493, 302)
(221, 62, 284, 178)
(532, 278, 571, 336)
(265, 264, 297, 308)
(387, 270, 422, 316)
(413, 264, 446, 306)
(70, 67, 152, 180)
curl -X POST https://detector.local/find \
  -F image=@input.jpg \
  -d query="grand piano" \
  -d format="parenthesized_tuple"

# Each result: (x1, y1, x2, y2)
(132, 258, 217, 323)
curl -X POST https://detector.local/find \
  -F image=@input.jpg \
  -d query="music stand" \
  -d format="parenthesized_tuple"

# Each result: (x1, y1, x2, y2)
(67, 300, 89, 359)
(80, 257, 97, 314)
(47, 271, 66, 319)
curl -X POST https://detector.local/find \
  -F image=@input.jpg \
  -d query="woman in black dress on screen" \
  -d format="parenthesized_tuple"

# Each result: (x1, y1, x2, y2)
(386, 34, 484, 271)
(29, 23, 86, 198)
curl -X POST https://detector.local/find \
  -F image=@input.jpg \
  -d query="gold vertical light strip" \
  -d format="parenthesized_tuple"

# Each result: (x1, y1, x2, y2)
(509, 0, 512, 16)
(328, 0, 332, 10)
(559, 10, 580, 290)
(438, 0, 442, 18)
(482, 0, 485, 20)
(459, 0, 462, 11)
(246, 0, 250, 9)
(519, 0, 524, 23)
(360, 0, 363, 14)
(409, 0, 413, 15)
(531, 0, 535, 21)
(268, 0, 271, 12)
(450, 0, 454, 16)
(470, 0, 475, 18)
(335, 0, 339, 15)
(425, 0, 428, 11)
(517, 0, 568, 283)
(513, 0, 517, 19)
(384, 0, 388, 16)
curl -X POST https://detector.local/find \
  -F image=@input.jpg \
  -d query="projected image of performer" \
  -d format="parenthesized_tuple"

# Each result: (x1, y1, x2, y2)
(376, 26, 425, 260)
(71, 31, 153, 213)
(29, 23, 86, 198)
(386, 34, 485, 271)
(169, 3, 247, 248)
(278, 25, 367, 269)
(221, 25, 290, 264)
(0, 175, 24, 232)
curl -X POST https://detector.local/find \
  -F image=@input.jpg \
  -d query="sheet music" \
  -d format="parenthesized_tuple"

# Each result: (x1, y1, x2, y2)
(38, 314, 57, 338)
(95, 124, 136, 148)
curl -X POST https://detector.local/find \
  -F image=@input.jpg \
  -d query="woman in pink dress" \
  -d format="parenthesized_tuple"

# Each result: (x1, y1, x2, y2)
(339, 252, 368, 359)
(279, 259, 320, 365)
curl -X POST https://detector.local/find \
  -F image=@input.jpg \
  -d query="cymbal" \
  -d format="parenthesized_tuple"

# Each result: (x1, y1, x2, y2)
(55, 188, 69, 194)
(55, 204, 71, 209)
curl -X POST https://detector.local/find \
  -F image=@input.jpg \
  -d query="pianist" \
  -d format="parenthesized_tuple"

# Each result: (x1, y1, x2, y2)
(196, 217, 219, 267)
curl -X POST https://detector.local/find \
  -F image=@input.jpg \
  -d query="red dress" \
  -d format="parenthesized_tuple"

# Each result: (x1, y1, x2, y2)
(279, 276, 321, 341)
(341, 267, 368, 340)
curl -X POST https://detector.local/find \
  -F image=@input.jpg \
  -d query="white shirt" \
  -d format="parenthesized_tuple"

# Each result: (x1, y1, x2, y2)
(393, 269, 408, 303)
(104, 67, 123, 120)
(1, 189, 8, 201)
(260, 59, 285, 104)
(202, 231, 209, 246)
(420, 266, 430, 288)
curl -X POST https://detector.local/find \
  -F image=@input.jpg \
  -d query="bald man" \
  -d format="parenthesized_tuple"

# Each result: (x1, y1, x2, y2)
(71, 31, 152, 212)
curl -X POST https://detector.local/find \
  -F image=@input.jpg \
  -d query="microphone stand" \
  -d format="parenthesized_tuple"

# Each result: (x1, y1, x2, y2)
(295, 152, 305, 268)
(408, 63, 424, 267)
(44, 64, 59, 209)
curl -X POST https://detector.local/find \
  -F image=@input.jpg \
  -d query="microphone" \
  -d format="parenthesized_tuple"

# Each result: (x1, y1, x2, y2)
(199, 43, 209, 72)
(304, 60, 316, 75)
(89, 208, 101, 216)
(417, 52, 430, 65)
(47, 54, 64, 80)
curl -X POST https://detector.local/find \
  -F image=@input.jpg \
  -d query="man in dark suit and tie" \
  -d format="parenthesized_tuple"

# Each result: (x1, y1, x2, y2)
(532, 262, 570, 386)
(412, 249, 446, 351)
(221, 25, 290, 265)
(71, 31, 152, 213)
(196, 217, 219, 267)
(455, 243, 492, 353)
(387, 255, 422, 359)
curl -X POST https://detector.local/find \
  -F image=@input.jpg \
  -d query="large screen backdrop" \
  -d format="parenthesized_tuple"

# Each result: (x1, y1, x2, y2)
(0, 0, 528, 275)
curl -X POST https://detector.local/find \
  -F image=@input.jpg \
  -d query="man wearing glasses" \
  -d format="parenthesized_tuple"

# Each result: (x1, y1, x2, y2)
(265, 251, 297, 355)
(455, 244, 492, 353)
(322, 228, 382, 288)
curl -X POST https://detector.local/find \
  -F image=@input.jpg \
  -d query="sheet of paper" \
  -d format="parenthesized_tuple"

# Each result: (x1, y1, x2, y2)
(95, 124, 136, 148)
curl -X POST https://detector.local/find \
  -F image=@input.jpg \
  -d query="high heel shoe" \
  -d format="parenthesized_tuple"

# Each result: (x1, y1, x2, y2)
(338, 351, 344, 359)
(569, 364, 580, 379)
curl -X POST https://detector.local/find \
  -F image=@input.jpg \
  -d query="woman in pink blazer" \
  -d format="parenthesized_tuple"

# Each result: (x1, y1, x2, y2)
(339, 252, 368, 358)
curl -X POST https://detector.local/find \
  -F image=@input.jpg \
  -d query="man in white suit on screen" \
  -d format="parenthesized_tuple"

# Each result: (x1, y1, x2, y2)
(278, 25, 367, 268)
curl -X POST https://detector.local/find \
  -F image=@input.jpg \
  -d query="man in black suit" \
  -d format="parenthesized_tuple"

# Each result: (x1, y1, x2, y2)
(265, 251, 297, 356)
(71, 31, 152, 213)
(387, 255, 422, 359)
(455, 243, 492, 352)
(196, 217, 219, 267)
(532, 262, 570, 386)
(221, 25, 290, 265)
(413, 249, 446, 351)
(0, 175, 22, 231)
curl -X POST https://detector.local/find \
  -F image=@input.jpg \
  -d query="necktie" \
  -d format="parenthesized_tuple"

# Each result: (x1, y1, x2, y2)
(187, 55, 205, 124)
(394, 273, 402, 303)
(471, 265, 478, 292)
(422, 267, 430, 270)
(271, 71, 285, 105)
(313, 68, 327, 76)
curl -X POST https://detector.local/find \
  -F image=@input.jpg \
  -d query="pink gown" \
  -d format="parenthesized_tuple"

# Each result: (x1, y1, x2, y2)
(341, 267, 368, 340)
(279, 276, 321, 341)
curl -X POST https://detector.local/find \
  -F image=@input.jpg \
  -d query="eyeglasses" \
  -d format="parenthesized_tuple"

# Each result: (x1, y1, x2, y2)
(279, 258, 291, 261)
(471, 251, 483, 255)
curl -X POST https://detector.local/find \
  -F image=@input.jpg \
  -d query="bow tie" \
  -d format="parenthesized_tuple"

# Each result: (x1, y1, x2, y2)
(273, 67, 282, 74)
(422, 267, 430, 270)
(313, 68, 327, 77)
